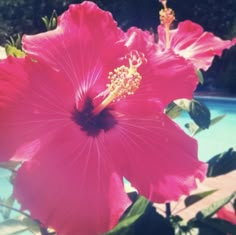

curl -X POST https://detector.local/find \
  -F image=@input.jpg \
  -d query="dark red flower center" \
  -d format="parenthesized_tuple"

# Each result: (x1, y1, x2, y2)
(71, 97, 117, 137)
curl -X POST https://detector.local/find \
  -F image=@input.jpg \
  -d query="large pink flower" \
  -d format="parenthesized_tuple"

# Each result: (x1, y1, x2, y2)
(217, 204, 236, 225)
(217, 203, 236, 235)
(158, 20, 236, 71)
(124, 26, 200, 106)
(0, 2, 207, 235)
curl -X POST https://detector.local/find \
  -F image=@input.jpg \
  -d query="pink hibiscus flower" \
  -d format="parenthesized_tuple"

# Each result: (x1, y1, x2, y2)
(217, 204, 236, 225)
(217, 204, 236, 235)
(0, 2, 207, 235)
(158, 20, 236, 71)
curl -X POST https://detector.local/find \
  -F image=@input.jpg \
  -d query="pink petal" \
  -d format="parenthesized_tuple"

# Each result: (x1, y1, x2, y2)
(125, 28, 198, 107)
(217, 205, 236, 225)
(0, 57, 30, 161)
(22, 2, 126, 88)
(0, 58, 74, 161)
(14, 125, 130, 235)
(0, 57, 28, 110)
(158, 20, 235, 70)
(109, 101, 207, 203)
(155, 170, 236, 221)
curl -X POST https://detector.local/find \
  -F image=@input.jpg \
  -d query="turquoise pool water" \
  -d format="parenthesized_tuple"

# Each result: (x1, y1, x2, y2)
(175, 96, 236, 162)
(0, 96, 235, 234)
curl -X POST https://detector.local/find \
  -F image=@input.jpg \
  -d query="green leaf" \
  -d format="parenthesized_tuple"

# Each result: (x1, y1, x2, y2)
(196, 70, 204, 84)
(0, 216, 41, 235)
(210, 114, 226, 126)
(233, 198, 236, 210)
(5, 45, 25, 58)
(22, 217, 41, 235)
(190, 224, 226, 235)
(170, 216, 192, 235)
(14, 34, 22, 49)
(5, 34, 23, 51)
(174, 99, 191, 112)
(196, 192, 236, 220)
(41, 16, 49, 29)
(42, 10, 57, 31)
(188, 99, 211, 129)
(49, 10, 57, 30)
(185, 122, 201, 136)
(124, 196, 149, 218)
(0, 219, 28, 235)
(207, 148, 236, 177)
(185, 114, 226, 136)
(104, 196, 149, 235)
(6, 37, 15, 47)
(1, 195, 15, 219)
(165, 102, 183, 119)
(184, 189, 218, 207)
(0, 161, 20, 171)
(203, 218, 236, 235)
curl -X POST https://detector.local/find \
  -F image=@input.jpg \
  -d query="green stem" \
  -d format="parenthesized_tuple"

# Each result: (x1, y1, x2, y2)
(0, 202, 31, 218)
(166, 202, 171, 218)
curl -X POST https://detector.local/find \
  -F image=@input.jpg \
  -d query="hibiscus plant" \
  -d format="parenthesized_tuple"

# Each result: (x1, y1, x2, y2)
(0, 1, 235, 235)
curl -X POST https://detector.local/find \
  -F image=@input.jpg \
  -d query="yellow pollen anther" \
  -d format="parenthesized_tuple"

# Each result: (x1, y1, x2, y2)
(159, 0, 175, 49)
(93, 50, 147, 115)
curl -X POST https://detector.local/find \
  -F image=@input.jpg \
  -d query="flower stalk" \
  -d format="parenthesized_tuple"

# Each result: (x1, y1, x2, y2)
(93, 50, 146, 114)
(159, 0, 175, 49)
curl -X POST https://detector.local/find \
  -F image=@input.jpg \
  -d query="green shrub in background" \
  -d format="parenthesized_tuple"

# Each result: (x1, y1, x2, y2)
(216, 46, 236, 93)
(0, 0, 159, 45)
(0, 0, 71, 44)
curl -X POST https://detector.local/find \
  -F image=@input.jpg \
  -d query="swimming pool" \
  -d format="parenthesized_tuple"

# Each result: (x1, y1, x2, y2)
(175, 96, 236, 162)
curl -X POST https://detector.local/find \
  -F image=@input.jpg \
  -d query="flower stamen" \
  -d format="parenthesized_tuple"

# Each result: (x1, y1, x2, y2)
(93, 50, 147, 115)
(159, 0, 175, 49)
